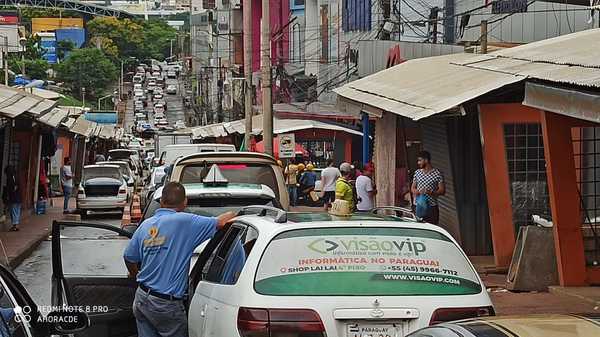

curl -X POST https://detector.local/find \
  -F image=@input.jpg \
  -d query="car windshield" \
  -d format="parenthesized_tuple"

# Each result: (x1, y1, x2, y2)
(83, 167, 122, 181)
(180, 163, 279, 199)
(255, 227, 482, 296)
(143, 197, 276, 219)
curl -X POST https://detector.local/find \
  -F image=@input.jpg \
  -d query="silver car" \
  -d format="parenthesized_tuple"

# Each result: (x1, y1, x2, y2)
(76, 165, 129, 218)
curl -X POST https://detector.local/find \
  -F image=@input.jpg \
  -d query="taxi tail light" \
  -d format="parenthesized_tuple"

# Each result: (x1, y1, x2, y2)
(429, 306, 495, 325)
(119, 188, 127, 194)
(238, 307, 325, 337)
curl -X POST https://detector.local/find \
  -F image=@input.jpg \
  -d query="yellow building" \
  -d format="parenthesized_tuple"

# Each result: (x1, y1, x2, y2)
(32, 18, 83, 34)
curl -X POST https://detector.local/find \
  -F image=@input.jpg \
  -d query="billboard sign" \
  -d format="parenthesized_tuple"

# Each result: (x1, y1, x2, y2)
(38, 33, 57, 64)
(0, 11, 18, 25)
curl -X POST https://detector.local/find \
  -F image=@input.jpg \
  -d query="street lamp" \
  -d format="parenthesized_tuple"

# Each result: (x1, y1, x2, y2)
(98, 94, 113, 110)
(81, 87, 86, 107)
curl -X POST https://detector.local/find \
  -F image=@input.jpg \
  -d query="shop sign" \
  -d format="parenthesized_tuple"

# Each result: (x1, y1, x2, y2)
(278, 133, 295, 159)
(492, 0, 528, 14)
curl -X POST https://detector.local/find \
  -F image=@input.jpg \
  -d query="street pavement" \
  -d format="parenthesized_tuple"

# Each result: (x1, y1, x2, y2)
(14, 212, 124, 306)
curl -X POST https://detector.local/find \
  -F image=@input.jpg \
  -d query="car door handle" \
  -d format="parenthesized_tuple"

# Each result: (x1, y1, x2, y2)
(200, 304, 207, 317)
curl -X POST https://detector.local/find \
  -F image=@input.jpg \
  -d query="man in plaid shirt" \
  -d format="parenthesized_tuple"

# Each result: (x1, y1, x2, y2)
(411, 151, 446, 225)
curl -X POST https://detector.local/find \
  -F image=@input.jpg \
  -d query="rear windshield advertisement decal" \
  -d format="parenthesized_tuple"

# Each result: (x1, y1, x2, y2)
(255, 234, 482, 296)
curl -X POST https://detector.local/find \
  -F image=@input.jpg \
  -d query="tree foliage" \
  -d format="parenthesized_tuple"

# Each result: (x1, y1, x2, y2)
(56, 48, 117, 99)
(86, 17, 177, 61)
(9, 59, 50, 80)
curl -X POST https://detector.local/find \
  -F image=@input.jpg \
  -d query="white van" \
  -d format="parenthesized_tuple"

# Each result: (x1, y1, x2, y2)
(158, 143, 236, 166)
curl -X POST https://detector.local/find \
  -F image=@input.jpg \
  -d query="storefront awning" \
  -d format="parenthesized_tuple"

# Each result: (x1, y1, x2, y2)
(0, 85, 57, 118)
(99, 125, 116, 140)
(454, 29, 600, 88)
(38, 108, 69, 127)
(334, 53, 523, 120)
(191, 115, 364, 140)
(70, 117, 95, 137)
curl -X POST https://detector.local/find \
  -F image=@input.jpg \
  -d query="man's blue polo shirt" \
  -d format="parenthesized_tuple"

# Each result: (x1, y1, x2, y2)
(123, 208, 218, 298)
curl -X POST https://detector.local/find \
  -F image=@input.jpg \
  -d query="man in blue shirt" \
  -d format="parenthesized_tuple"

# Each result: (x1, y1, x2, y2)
(124, 182, 235, 337)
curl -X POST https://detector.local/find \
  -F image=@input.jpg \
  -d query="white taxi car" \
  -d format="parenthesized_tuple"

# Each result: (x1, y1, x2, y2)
(188, 208, 494, 337)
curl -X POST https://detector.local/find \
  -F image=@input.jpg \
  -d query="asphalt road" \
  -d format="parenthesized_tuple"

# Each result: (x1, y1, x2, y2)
(14, 214, 125, 306)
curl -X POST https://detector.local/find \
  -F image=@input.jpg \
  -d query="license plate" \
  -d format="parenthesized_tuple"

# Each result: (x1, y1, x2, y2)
(346, 323, 400, 337)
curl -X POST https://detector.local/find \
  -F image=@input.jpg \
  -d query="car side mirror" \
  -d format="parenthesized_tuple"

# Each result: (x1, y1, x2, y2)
(45, 310, 90, 334)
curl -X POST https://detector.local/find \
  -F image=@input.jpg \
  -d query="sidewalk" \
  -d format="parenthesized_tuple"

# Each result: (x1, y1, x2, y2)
(0, 198, 69, 269)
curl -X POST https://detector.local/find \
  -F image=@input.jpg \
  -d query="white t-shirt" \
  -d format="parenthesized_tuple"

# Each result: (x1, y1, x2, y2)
(321, 166, 341, 192)
(356, 175, 374, 211)
(61, 165, 73, 188)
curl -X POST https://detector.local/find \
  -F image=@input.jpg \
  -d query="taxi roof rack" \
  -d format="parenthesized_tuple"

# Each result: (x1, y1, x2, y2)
(371, 206, 417, 221)
(237, 205, 288, 223)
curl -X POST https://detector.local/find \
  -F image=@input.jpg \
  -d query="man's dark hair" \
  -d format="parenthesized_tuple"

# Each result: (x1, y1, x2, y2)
(417, 151, 431, 162)
(326, 159, 334, 167)
(162, 182, 186, 207)
(64, 157, 71, 164)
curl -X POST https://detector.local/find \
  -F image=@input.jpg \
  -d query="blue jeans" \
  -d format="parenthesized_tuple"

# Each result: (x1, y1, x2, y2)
(288, 185, 298, 206)
(133, 288, 187, 337)
(63, 185, 72, 211)
(9, 203, 20, 225)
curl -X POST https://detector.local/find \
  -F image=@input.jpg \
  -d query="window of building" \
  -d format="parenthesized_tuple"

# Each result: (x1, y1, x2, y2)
(291, 0, 305, 10)
(343, 0, 372, 32)
(503, 123, 551, 230)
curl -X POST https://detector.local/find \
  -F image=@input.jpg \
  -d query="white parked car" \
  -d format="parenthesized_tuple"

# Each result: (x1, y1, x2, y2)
(76, 165, 129, 218)
(174, 120, 186, 129)
(188, 209, 493, 337)
(167, 70, 177, 78)
(166, 84, 177, 94)
(154, 104, 165, 114)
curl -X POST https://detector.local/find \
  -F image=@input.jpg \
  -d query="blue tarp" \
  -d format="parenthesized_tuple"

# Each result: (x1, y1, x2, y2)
(85, 112, 117, 124)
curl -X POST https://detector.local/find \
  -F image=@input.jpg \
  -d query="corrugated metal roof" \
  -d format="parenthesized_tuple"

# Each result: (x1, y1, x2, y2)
(100, 125, 115, 139)
(70, 117, 94, 137)
(0, 85, 56, 118)
(38, 108, 69, 127)
(334, 53, 523, 120)
(454, 29, 600, 88)
(191, 115, 364, 139)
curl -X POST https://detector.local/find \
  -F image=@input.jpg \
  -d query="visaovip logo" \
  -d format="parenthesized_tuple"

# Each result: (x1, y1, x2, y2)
(308, 238, 426, 256)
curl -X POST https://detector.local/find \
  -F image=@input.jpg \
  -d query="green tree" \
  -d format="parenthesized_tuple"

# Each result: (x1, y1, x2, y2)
(141, 20, 177, 60)
(86, 17, 177, 61)
(57, 40, 75, 61)
(9, 59, 50, 80)
(56, 48, 117, 99)
(87, 17, 144, 60)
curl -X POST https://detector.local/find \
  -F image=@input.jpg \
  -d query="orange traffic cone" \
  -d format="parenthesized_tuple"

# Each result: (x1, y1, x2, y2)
(121, 206, 132, 228)
(131, 194, 142, 223)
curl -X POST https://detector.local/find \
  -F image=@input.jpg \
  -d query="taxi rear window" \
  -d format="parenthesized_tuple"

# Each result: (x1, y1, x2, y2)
(180, 163, 279, 199)
(254, 227, 482, 296)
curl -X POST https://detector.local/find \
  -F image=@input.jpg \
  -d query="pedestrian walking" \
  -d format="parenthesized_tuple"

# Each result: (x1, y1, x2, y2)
(320, 159, 340, 211)
(123, 182, 235, 337)
(356, 163, 376, 212)
(60, 157, 74, 214)
(411, 151, 445, 225)
(284, 159, 299, 206)
(335, 162, 356, 210)
(2, 166, 21, 231)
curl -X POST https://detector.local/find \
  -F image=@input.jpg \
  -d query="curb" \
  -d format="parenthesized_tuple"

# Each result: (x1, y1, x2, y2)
(8, 230, 50, 270)
(549, 286, 600, 307)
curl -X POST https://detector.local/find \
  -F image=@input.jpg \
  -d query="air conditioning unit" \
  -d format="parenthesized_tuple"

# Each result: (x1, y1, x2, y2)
(231, 0, 241, 8)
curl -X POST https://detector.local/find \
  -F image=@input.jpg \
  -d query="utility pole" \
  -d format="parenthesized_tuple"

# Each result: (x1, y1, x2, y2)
(3, 36, 8, 86)
(170, 39, 174, 59)
(261, 0, 273, 156)
(243, 0, 253, 149)
(481, 20, 488, 54)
